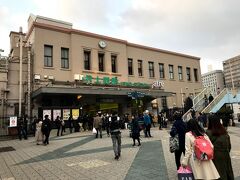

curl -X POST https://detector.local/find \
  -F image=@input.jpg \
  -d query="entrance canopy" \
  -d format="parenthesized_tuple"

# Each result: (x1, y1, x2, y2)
(32, 85, 173, 98)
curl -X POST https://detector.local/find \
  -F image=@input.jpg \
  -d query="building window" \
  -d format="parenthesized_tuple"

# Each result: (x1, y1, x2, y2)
(44, 45, 53, 67)
(61, 48, 69, 69)
(178, 66, 183, 80)
(186, 67, 191, 81)
(169, 65, 174, 79)
(159, 63, 165, 78)
(84, 51, 91, 70)
(98, 53, 104, 72)
(111, 55, 117, 73)
(149, 61, 155, 78)
(138, 60, 143, 76)
(128, 58, 133, 75)
(194, 68, 198, 81)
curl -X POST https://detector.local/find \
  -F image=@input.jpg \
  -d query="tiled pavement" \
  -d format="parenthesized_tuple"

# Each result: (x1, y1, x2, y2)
(0, 125, 240, 180)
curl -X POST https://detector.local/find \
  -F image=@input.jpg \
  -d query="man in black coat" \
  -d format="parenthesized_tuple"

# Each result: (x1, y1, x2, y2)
(170, 111, 187, 170)
(42, 115, 51, 145)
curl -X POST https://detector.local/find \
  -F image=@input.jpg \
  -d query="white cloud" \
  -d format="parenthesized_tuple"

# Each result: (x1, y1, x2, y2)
(1, 0, 240, 74)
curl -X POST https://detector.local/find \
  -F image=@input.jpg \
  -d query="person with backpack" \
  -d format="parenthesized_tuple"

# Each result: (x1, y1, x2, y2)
(181, 119, 220, 180)
(170, 111, 187, 170)
(206, 114, 234, 180)
(93, 112, 103, 138)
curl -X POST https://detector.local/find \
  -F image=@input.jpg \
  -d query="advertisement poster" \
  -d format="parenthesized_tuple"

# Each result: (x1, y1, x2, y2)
(43, 109, 52, 120)
(9, 116, 17, 127)
(63, 109, 70, 120)
(72, 109, 79, 120)
(53, 109, 61, 121)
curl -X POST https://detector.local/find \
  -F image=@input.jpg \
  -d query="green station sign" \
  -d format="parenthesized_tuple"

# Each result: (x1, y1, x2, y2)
(82, 75, 150, 88)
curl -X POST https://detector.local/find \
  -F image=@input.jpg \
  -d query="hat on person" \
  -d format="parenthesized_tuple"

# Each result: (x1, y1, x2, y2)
(145, 110, 149, 114)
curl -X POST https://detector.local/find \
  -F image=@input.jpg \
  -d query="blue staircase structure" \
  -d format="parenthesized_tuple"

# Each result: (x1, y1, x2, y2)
(202, 88, 240, 113)
(182, 88, 240, 121)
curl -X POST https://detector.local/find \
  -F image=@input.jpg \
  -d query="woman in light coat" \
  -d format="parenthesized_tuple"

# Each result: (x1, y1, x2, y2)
(35, 118, 43, 145)
(181, 119, 220, 180)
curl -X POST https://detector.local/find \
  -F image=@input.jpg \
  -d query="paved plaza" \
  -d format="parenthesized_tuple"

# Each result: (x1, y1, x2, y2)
(0, 125, 240, 180)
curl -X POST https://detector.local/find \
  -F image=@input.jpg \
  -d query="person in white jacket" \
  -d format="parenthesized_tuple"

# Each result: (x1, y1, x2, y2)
(35, 118, 43, 145)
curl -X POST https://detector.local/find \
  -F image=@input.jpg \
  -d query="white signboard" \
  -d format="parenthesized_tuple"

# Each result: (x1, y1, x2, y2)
(53, 109, 61, 121)
(63, 109, 71, 120)
(9, 116, 17, 127)
(152, 80, 164, 89)
(43, 109, 52, 120)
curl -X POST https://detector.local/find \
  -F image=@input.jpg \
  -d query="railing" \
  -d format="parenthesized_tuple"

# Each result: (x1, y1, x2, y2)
(193, 88, 208, 112)
(182, 87, 214, 121)
(201, 88, 227, 114)
(193, 88, 207, 106)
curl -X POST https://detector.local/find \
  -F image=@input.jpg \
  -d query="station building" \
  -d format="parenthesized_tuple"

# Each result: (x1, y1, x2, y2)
(3, 14, 202, 121)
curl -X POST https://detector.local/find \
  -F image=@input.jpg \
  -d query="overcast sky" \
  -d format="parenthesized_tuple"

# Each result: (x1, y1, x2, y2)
(1, 0, 240, 74)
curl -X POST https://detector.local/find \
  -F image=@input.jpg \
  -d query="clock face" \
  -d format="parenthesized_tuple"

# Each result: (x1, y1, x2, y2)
(99, 41, 107, 48)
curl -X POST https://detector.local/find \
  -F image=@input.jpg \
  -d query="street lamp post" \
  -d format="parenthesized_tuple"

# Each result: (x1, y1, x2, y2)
(0, 49, 4, 128)
(19, 27, 23, 118)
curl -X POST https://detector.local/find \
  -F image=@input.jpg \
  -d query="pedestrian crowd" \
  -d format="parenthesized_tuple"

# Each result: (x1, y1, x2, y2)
(17, 107, 235, 179)
(170, 110, 234, 180)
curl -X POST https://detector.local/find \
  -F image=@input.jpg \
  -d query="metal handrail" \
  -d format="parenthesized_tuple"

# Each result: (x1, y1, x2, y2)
(201, 88, 227, 113)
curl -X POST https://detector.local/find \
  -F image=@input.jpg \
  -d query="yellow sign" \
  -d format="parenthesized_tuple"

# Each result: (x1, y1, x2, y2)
(72, 109, 79, 120)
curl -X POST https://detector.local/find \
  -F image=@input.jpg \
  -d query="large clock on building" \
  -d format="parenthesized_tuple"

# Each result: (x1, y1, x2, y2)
(99, 40, 107, 48)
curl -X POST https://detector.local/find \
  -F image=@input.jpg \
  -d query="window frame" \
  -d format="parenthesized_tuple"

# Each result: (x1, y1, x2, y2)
(44, 45, 53, 67)
(111, 55, 117, 73)
(128, 58, 133, 75)
(148, 61, 155, 78)
(98, 53, 105, 72)
(194, 68, 198, 81)
(138, 60, 143, 76)
(159, 63, 165, 78)
(84, 50, 91, 70)
(186, 67, 191, 81)
(178, 66, 183, 80)
(61, 47, 69, 69)
(169, 65, 174, 79)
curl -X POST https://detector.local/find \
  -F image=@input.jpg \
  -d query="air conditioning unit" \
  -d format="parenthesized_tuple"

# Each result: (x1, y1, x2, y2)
(80, 75, 84, 81)
(34, 74, 41, 80)
(48, 75, 54, 80)
(74, 74, 80, 81)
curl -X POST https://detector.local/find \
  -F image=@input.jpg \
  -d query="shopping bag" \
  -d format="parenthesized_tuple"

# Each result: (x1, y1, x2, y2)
(92, 128, 97, 134)
(169, 134, 179, 153)
(177, 166, 195, 180)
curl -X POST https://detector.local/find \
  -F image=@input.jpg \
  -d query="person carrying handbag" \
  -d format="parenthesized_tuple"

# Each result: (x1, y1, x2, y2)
(170, 111, 187, 170)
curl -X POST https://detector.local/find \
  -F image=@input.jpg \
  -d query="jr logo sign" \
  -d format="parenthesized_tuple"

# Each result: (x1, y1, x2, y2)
(152, 81, 164, 89)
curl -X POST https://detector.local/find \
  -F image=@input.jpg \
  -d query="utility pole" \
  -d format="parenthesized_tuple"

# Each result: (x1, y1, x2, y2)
(27, 45, 31, 118)
(19, 27, 23, 117)
(0, 49, 4, 120)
